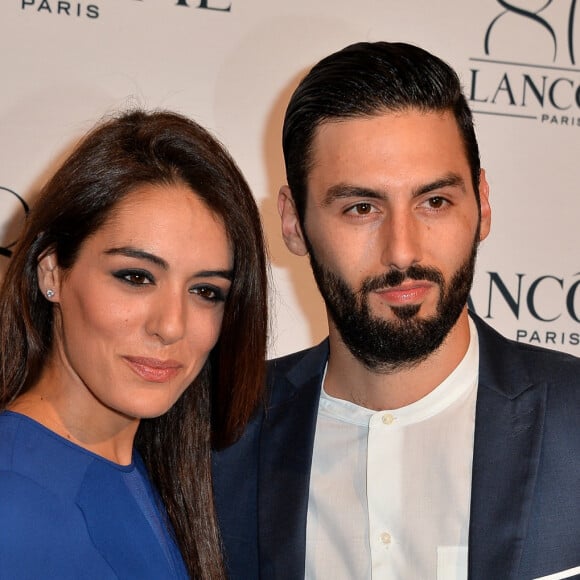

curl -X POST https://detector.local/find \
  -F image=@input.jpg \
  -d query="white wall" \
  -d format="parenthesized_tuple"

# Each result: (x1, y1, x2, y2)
(1, 0, 578, 357)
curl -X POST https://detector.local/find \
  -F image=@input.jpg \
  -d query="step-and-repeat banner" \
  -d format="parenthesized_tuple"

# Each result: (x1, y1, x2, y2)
(1, 0, 579, 357)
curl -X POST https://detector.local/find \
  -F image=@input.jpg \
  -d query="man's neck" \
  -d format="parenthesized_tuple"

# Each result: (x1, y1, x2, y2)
(323, 309, 472, 411)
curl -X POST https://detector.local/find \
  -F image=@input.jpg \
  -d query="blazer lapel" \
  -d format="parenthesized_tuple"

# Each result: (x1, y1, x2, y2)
(468, 316, 548, 580)
(258, 342, 328, 580)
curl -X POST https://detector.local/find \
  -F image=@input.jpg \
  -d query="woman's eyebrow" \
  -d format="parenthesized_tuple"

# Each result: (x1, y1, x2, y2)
(105, 247, 168, 269)
(195, 269, 233, 281)
(104, 247, 233, 280)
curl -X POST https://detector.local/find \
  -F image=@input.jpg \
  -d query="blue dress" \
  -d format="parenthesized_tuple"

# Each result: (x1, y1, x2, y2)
(0, 411, 189, 579)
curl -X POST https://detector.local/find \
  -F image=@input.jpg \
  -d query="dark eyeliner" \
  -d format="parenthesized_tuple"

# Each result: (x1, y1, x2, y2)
(112, 269, 155, 286)
(191, 284, 226, 302)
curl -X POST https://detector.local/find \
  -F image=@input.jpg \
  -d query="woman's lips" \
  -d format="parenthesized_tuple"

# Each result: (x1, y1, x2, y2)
(124, 356, 182, 383)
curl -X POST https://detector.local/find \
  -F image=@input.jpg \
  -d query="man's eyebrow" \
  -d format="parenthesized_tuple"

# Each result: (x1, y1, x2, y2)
(104, 247, 234, 280)
(321, 184, 385, 207)
(413, 173, 467, 197)
(320, 174, 467, 207)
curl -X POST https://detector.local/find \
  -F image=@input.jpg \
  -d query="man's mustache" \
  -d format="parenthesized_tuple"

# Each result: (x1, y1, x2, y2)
(360, 265, 445, 294)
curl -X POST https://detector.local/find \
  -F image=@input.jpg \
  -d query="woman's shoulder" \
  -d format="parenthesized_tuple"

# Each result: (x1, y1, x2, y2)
(0, 411, 92, 526)
(0, 466, 117, 577)
(0, 467, 68, 527)
(1, 409, 142, 465)
(0, 411, 98, 489)
(0, 476, 120, 577)
(0, 412, 184, 579)
(0, 411, 21, 464)
(0, 414, 121, 578)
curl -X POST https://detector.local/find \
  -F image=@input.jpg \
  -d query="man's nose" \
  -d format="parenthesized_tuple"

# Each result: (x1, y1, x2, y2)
(379, 209, 422, 271)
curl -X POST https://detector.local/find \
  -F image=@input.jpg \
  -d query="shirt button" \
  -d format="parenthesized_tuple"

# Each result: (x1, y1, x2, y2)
(382, 413, 395, 425)
(380, 532, 392, 545)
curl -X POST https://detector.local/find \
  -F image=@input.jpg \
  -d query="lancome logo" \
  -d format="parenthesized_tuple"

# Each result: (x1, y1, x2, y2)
(470, 271, 580, 348)
(467, 1, 580, 127)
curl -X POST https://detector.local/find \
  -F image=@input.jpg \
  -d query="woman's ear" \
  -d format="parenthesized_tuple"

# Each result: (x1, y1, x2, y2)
(37, 249, 61, 302)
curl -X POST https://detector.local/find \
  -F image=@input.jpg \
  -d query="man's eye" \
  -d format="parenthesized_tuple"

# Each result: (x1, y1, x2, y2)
(427, 197, 447, 209)
(347, 203, 375, 215)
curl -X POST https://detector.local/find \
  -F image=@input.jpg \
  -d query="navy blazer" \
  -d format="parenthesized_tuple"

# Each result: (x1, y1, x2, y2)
(213, 314, 580, 579)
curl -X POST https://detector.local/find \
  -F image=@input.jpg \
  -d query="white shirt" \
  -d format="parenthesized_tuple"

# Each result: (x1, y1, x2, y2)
(305, 319, 479, 580)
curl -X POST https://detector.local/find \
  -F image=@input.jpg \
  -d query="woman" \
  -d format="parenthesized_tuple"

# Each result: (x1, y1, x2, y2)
(0, 110, 268, 579)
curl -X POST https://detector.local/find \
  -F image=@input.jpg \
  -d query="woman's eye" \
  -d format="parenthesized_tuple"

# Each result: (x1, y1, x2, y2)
(191, 285, 225, 303)
(113, 270, 153, 286)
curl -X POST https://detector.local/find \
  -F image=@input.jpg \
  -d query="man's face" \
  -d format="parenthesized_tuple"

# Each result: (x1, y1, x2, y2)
(279, 109, 490, 372)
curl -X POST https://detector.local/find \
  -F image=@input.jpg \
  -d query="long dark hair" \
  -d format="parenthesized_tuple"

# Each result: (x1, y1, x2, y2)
(0, 110, 268, 579)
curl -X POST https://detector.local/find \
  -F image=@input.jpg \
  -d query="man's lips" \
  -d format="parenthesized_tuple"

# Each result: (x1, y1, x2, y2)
(124, 356, 183, 383)
(373, 281, 434, 305)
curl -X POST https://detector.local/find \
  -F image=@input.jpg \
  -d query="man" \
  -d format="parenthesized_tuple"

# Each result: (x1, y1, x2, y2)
(213, 42, 580, 580)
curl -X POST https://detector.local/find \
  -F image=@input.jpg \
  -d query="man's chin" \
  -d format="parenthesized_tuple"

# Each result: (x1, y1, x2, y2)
(390, 303, 422, 321)
(368, 302, 427, 323)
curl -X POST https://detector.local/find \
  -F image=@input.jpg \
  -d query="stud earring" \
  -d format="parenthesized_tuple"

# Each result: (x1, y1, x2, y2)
(46, 289, 55, 299)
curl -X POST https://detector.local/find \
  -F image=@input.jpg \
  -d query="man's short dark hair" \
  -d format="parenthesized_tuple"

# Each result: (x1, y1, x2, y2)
(282, 41, 481, 224)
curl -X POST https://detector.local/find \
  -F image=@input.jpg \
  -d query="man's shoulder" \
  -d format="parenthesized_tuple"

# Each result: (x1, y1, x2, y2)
(267, 339, 329, 379)
(475, 314, 578, 360)
(473, 313, 580, 388)
(264, 340, 329, 408)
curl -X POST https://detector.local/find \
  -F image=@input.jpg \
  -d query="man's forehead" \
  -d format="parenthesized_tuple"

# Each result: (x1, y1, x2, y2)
(303, 108, 476, 203)
(308, 109, 465, 170)
(313, 107, 454, 136)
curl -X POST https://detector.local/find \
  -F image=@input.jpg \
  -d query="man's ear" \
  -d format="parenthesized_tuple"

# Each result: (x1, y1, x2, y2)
(37, 248, 61, 301)
(278, 186, 308, 257)
(478, 169, 491, 242)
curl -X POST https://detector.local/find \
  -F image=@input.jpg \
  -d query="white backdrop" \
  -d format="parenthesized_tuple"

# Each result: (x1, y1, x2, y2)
(1, 0, 579, 357)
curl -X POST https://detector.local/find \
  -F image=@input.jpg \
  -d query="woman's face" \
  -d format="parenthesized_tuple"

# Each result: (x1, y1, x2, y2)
(39, 182, 232, 423)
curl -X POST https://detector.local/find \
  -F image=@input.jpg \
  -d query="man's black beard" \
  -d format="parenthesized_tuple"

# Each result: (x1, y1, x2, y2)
(307, 238, 478, 373)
